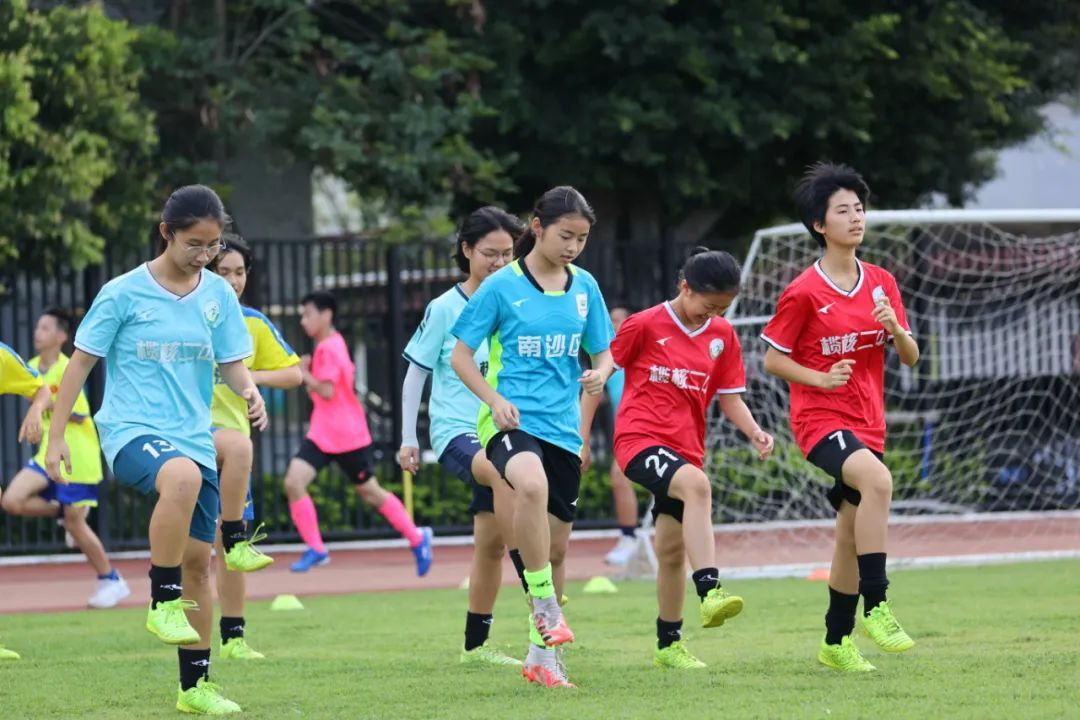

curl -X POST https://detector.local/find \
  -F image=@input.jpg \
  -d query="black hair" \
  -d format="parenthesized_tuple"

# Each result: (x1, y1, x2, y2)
(453, 206, 524, 273)
(793, 162, 870, 248)
(679, 246, 741, 295)
(158, 184, 231, 254)
(41, 307, 73, 335)
(514, 186, 596, 258)
(212, 232, 252, 272)
(301, 290, 337, 319)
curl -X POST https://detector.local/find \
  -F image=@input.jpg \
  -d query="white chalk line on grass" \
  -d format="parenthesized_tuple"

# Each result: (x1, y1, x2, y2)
(2, 509, 1077, 568)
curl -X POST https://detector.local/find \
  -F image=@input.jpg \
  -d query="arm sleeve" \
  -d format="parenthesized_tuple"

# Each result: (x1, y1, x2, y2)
(251, 315, 300, 370)
(0, 344, 43, 398)
(582, 279, 615, 355)
(212, 288, 253, 363)
(609, 313, 644, 370)
(708, 326, 747, 396)
(401, 362, 430, 447)
(452, 281, 500, 350)
(73, 286, 122, 358)
(760, 285, 805, 354)
(313, 340, 352, 385)
(403, 300, 448, 371)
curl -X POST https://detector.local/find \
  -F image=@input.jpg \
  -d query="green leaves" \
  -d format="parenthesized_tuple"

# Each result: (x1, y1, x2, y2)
(0, 0, 156, 280)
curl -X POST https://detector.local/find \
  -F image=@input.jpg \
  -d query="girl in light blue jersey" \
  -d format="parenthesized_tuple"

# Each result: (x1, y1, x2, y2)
(451, 186, 615, 688)
(46, 185, 266, 715)
(399, 206, 523, 667)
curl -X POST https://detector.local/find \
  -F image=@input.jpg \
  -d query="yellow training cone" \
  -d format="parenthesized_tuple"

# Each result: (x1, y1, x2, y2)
(270, 594, 305, 611)
(583, 576, 618, 594)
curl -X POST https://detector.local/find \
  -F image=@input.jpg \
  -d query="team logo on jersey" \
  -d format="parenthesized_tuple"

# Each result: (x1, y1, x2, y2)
(576, 293, 588, 318)
(709, 338, 724, 359)
(202, 300, 221, 328)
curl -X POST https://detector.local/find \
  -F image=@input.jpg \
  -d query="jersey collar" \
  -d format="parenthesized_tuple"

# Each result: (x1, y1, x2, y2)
(663, 301, 712, 337)
(142, 263, 205, 303)
(517, 258, 573, 295)
(814, 258, 864, 297)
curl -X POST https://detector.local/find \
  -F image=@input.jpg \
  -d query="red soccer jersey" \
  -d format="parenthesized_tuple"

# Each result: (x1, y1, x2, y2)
(760, 259, 911, 455)
(611, 302, 746, 469)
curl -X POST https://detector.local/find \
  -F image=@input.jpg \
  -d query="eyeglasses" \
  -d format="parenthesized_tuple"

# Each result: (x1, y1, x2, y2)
(182, 242, 226, 258)
(477, 249, 513, 261)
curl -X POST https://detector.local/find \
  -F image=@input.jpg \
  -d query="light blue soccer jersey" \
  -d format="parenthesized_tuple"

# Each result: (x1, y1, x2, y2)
(403, 285, 488, 458)
(452, 260, 614, 454)
(75, 264, 251, 469)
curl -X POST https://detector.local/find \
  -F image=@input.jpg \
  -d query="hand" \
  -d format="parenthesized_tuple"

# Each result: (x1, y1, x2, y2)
(578, 368, 606, 396)
(819, 359, 855, 390)
(399, 445, 420, 474)
(750, 429, 774, 461)
(872, 295, 901, 335)
(18, 406, 44, 444)
(45, 438, 72, 484)
(489, 395, 520, 431)
(580, 443, 593, 472)
(244, 387, 269, 431)
(300, 354, 312, 371)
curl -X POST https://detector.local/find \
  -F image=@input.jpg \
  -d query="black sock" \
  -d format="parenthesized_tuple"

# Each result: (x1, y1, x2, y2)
(178, 648, 210, 691)
(221, 520, 247, 554)
(149, 564, 182, 609)
(220, 616, 245, 643)
(464, 612, 493, 651)
(508, 549, 529, 594)
(691, 567, 720, 601)
(656, 617, 683, 649)
(857, 552, 889, 615)
(824, 586, 860, 645)
(620, 526, 636, 538)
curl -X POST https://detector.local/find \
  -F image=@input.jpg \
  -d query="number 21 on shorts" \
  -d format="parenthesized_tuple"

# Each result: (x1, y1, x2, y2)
(645, 448, 680, 478)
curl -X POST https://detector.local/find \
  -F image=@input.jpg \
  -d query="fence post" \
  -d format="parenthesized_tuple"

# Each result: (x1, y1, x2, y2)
(385, 245, 405, 487)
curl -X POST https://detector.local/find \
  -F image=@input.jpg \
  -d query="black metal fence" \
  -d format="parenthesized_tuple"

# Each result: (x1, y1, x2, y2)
(1, 233, 694, 554)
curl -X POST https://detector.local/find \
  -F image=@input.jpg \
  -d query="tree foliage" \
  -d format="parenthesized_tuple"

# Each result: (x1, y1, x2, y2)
(0, 0, 157, 278)
(127, 0, 512, 239)
(471, 0, 1080, 236)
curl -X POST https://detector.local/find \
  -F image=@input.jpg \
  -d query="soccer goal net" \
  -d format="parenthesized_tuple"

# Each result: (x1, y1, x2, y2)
(707, 209, 1080, 570)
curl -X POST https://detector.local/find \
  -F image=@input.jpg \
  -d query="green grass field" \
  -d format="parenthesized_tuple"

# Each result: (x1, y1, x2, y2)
(2, 560, 1077, 719)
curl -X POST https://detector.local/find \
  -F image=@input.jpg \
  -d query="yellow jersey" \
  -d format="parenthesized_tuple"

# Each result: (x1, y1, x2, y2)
(211, 307, 299, 436)
(30, 353, 104, 484)
(0, 341, 44, 398)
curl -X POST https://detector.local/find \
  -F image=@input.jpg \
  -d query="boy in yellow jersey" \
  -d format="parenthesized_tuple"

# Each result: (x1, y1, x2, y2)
(0, 339, 51, 659)
(211, 234, 302, 659)
(2, 310, 130, 609)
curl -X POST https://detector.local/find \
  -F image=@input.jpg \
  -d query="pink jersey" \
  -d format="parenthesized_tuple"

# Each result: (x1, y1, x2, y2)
(306, 332, 372, 453)
(760, 259, 910, 455)
(611, 302, 746, 469)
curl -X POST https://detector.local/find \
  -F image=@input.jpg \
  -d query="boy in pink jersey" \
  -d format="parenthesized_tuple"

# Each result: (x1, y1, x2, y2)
(283, 291, 433, 573)
(762, 162, 920, 672)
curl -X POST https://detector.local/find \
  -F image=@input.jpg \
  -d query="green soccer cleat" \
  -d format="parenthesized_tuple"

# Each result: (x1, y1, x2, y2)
(654, 641, 707, 670)
(818, 635, 876, 672)
(861, 601, 915, 653)
(220, 637, 265, 660)
(700, 587, 744, 628)
(461, 643, 523, 667)
(0, 643, 20, 660)
(223, 524, 274, 573)
(176, 679, 242, 715)
(146, 599, 201, 646)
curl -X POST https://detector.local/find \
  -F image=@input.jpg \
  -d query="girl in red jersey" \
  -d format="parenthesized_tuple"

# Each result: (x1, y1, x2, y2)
(583, 247, 774, 669)
(761, 162, 920, 673)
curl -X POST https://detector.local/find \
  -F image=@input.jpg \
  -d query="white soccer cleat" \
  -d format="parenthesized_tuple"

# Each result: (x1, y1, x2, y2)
(604, 535, 637, 566)
(88, 575, 131, 609)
